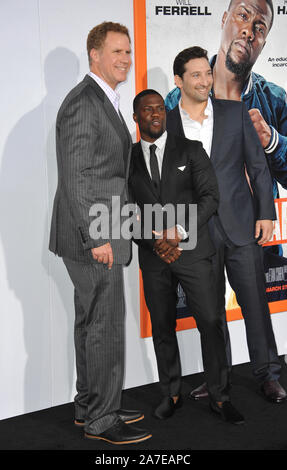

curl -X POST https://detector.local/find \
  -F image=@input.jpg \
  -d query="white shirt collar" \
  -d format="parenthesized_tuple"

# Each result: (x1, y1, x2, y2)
(88, 71, 120, 112)
(140, 130, 167, 152)
(178, 97, 213, 157)
(179, 96, 213, 121)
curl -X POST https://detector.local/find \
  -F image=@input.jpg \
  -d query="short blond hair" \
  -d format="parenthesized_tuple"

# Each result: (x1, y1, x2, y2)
(87, 21, 130, 64)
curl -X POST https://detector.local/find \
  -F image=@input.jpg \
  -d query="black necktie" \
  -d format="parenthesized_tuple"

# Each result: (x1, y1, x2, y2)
(149, 144, 160, 194)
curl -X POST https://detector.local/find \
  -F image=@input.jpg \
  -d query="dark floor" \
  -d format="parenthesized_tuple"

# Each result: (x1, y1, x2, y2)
(1, 358, 287, 462)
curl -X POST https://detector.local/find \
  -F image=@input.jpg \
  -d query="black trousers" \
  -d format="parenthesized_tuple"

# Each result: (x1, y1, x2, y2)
(210, 217, 281, 384)
(141, 255, 230, 403)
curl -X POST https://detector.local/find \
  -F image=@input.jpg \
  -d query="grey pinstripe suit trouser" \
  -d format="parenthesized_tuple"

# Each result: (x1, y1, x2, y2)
(63, 257, 125, 434)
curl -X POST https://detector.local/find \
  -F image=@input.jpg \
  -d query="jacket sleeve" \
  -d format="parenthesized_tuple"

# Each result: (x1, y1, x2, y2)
(58, 95, 111, 250)
(264, 92, 287, 190)
(242, 103, 276, 221)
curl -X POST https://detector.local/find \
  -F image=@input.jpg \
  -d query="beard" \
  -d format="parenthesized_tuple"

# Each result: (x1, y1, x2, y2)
(225, 42, 252, 78)
(148, 125, 165, 139)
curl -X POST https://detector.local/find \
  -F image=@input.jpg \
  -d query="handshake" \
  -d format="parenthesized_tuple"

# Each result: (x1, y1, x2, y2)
(153, 226, 183, 264)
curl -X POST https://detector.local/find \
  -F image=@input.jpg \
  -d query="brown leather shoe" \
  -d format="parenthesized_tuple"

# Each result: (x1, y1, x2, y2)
(189, 382, 209, 400)
(261, 380, 287, 403)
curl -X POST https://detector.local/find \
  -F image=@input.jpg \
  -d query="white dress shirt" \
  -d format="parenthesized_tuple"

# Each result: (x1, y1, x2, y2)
(179, 97, 214, 157)
(140, 131, 167, 178)
(88, 71, 120, 115)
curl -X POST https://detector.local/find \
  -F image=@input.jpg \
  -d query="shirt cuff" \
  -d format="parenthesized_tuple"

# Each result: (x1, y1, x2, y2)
(176, 224, 188, 240)
(265, 126, 279, 154)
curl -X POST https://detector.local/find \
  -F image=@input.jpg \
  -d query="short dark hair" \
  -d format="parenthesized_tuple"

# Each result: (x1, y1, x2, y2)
(87, 21, 130, 64)
(227, 0, 274, 31)
(133, 89, 163, 113)
(173, 46, 209, 78)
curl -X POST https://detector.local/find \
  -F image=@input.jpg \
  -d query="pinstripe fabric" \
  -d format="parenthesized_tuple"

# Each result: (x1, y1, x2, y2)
(49, 75, 132, 264)
(63, 258, 125, 434)
(49, 75, 132, 434)
(88, 71, 120, 115)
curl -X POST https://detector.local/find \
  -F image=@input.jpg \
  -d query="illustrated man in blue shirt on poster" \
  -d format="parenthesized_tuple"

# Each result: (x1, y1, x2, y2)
(166, 0, 287, 224)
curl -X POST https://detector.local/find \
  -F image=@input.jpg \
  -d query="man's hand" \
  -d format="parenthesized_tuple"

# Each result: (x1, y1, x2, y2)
(91, 242, 113, 269)
(248, 109, 272, 149)
(153, 226, 183, 263)
(255, 220, 274, 245)
(153, 226, 182, 247)
(154, 238, 182, 263)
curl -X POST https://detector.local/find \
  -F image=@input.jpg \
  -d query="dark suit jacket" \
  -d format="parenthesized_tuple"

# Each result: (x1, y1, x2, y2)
(166, 98, 276, 246)
(129, 133, 219, 270)
(49, 75, 132, 264)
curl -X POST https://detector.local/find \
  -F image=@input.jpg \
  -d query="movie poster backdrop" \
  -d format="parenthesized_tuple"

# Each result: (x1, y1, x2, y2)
(133, 0, 287, 337)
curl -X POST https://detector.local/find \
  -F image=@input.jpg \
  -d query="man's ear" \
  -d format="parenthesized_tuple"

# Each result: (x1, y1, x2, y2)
(174, 75, 182, 89)
(133, 112, 138, 124)
(221, 11, 228, 29)
(90, 48, 99, 65)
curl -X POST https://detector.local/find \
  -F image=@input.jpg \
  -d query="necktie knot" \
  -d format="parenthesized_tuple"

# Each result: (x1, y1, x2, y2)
(149, 144, 157, 154)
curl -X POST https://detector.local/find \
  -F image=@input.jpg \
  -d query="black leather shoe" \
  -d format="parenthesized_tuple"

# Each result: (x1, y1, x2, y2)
(153, 396, 182, 420)
(210, 401, 245, 425)
(85, 420, 152, 445)
(118, 409, 144, 424)
(74, 418, 85, 426)
(189, 382, 209, 400)
(261, 380, 287, 403)
(75, 408, 144, 426)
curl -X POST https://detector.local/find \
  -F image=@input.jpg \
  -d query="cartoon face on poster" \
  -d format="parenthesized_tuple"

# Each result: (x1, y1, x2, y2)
(136, 0, 287, 336)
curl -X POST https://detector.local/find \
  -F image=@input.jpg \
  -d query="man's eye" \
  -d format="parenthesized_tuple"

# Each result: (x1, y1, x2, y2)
(255, 25, 265, 34)
(239, 12, 248, 20)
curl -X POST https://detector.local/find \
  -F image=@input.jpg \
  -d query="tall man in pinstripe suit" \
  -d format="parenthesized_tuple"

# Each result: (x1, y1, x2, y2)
(49, 22, 151, 445)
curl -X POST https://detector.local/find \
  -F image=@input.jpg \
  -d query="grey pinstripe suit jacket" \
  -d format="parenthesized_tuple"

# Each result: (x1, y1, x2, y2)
(49, 74, 132, 264)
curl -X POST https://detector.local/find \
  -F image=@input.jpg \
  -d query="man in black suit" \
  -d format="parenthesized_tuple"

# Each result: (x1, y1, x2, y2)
(166, 46, 286, 403)
(129, 89, 244, 424)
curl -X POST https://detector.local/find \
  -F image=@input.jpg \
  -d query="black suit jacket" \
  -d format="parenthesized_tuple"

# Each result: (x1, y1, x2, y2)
(166, 99, 276, 246)
(129, 133, 219, 270)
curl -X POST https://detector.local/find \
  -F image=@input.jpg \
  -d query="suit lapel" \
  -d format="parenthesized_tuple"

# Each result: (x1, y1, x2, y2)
(84, 74, 132, 181)
(119, 110, 132, 180)
(170, 101, 225, 164)
(210, 98, 225, 162)
(133, 143, 160, 201)
(84, 74, 129, 149)
(170, 106, 185, 138)
(133, 134, 177, 203)
(160, 134, 176, 202)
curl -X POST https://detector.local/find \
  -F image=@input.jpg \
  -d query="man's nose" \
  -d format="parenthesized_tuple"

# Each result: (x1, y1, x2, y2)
(120, 52, 130, 63)
(242, 22, 255, 41)
(151, 107, 160, 116)
(200, 75, 211, 87)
